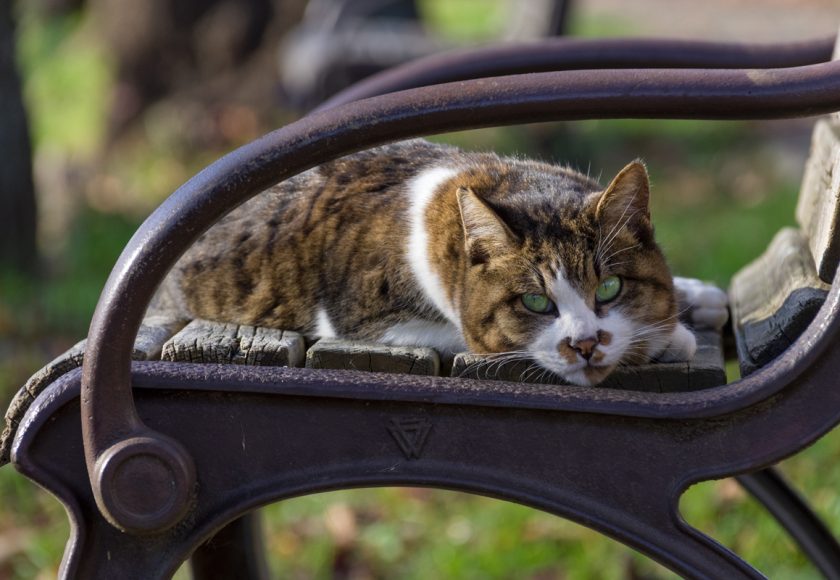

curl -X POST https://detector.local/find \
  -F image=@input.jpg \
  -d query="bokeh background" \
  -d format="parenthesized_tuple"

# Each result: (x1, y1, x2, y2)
(2, 0, 840, 577)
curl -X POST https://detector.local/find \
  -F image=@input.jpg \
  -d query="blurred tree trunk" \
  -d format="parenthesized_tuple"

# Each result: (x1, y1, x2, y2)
(0, 0, 38, 274)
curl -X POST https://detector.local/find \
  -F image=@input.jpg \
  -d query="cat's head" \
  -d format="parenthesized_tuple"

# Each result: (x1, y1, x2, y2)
(455, 160, 678, 386)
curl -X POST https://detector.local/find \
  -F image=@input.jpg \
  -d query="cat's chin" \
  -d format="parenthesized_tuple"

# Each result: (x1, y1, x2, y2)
(532, 352, 616, 387)
(561, 364, 615, 387)
(532, 359, 615, 387)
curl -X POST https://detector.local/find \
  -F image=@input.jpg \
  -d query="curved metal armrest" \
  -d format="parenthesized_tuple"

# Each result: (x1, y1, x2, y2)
(317, 36, 836, 112)
(81, 51, 840, 533)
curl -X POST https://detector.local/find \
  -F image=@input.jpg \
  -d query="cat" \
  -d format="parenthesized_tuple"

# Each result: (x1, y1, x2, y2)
(153, 139, 727, 387)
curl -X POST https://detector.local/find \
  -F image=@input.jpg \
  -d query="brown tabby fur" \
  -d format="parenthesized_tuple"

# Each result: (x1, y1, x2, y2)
(157, 139, 679, 384)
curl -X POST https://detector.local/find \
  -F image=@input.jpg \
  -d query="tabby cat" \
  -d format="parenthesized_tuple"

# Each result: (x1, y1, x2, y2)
(155, 139, 726, 386)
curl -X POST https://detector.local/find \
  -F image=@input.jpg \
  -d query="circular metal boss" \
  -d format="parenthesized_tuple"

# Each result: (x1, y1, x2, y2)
(94, 435, 196, 534)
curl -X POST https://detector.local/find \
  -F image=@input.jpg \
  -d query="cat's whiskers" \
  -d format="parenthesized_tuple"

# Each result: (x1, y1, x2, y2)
(619, 338, 665, 363)
(520, 362, 544, 383)
(630, 321, 678, 337)
(538, 367, 557, 384)
(463, 357, 507, 378)
(626, 328, 677, 346)
(595, 221, 605, 264)
(519, 362, 548, 383)
(602, 243, 642, 268)
(618, 350, 651, 366)
(623, 340, 655, 355)
(488, 354, 524, 377)
(595, 194, 642, 264)
(621, 315, 694, 364)
(468, 350, 533, 358)
(533, 364, 556, 383)
(457, 351, 533, 378)
(457, 350, 571, 384)
(595, 210, 640, 269)
(629, 305, 693, 336)
(623, 324, 695, 364)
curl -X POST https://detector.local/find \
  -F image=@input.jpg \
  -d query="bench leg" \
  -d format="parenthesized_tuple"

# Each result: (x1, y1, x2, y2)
(190, 512, 269, 580)
(739, 467, 840, 579)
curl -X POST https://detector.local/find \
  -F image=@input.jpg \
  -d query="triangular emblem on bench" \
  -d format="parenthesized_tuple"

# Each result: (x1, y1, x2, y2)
(388, 417, 432, 459)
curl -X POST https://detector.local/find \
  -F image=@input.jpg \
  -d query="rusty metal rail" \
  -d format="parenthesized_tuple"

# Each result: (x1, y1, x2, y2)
(317, 36, 836, 112)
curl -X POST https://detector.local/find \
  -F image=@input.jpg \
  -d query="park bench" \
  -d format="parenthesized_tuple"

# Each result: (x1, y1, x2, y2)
(3, 35, 840, 578)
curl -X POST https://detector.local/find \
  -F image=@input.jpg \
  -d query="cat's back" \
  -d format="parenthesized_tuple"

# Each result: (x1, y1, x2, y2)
(164, 139, 463, 327)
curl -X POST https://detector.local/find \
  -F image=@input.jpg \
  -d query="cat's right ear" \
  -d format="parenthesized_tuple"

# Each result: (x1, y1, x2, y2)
(456, 186, 517, 264)
(593, 160, 652, 236)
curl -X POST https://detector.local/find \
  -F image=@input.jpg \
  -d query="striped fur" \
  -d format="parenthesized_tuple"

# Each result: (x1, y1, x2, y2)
(159, 139, 694, 386)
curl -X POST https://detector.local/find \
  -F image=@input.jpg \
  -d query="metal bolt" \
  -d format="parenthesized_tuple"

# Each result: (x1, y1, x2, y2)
(94, 434, 196, 534)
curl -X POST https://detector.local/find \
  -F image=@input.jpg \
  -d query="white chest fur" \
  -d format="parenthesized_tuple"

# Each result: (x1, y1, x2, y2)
(405, 166, 461, 326)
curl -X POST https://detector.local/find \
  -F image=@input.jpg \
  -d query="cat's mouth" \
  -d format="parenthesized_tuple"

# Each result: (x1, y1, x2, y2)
(532, 352, 617, 387)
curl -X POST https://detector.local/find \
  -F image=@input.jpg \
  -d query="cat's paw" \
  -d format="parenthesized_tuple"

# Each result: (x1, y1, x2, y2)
(673, 276, 729, 330)
(654, 322, 697, 363)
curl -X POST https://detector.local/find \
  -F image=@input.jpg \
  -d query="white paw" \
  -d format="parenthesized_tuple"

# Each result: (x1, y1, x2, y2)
(653, 322, 698, 363)
(673, 276, 729, 330)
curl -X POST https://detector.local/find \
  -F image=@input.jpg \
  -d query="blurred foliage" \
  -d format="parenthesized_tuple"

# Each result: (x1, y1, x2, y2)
(419, 0, 509, 41)
(0, 1, 835, 579)
(16, 7, 109, 153)
(261, 488, 669, 579)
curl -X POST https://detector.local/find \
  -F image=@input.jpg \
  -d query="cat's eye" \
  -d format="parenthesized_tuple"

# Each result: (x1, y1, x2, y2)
(595, 276, 622, 303)
(521, 293, 555, 314)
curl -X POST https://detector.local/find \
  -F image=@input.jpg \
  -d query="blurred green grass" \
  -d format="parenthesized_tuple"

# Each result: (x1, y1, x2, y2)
(0, 2, 837, 579)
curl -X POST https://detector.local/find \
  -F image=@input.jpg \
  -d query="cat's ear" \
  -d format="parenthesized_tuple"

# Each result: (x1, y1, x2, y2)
(456, 186, 517, 264)
(594, 160, 652, 234)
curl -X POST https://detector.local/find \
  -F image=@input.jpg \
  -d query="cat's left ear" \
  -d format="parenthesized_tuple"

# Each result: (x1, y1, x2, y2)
(594, 160, 652, 234)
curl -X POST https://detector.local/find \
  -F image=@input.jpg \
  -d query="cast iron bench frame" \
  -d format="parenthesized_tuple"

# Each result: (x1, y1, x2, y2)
(7, 36, 840, 578)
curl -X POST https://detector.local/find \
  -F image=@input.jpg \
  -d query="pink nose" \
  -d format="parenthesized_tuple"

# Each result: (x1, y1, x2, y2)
(572, 337, 599, 361)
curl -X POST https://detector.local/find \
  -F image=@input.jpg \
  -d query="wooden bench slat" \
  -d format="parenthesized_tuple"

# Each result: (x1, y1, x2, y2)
(796, 119, 840, 283)
(305, 339, 441, 376)
(161, 319, 305, 367)
(1, 317, 184, 466)
(452, 329, 725, 392)
(134, 316, 187, 360)
(730, 227, 830, 376)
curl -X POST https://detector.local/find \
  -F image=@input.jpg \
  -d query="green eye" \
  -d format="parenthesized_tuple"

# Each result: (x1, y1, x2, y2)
(595, 276, 622, 303)
(522, 293, 555, 314)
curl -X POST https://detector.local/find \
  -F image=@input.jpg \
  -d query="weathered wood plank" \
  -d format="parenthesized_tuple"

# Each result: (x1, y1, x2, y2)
(1, 316, 183, 466)
(796, 119, 840, 283)
(306, 339, 440, 376)
(161, 319, 305, 367)
(134, 316, 188, 360)
(730, 227, 830, 376)
(832, 32, 840, 125)
(1, 338, 86, 466)
(451, 329, 725, 392)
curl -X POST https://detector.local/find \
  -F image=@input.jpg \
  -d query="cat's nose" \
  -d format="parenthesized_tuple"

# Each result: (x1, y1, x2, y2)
(572, 337, 599, 361)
